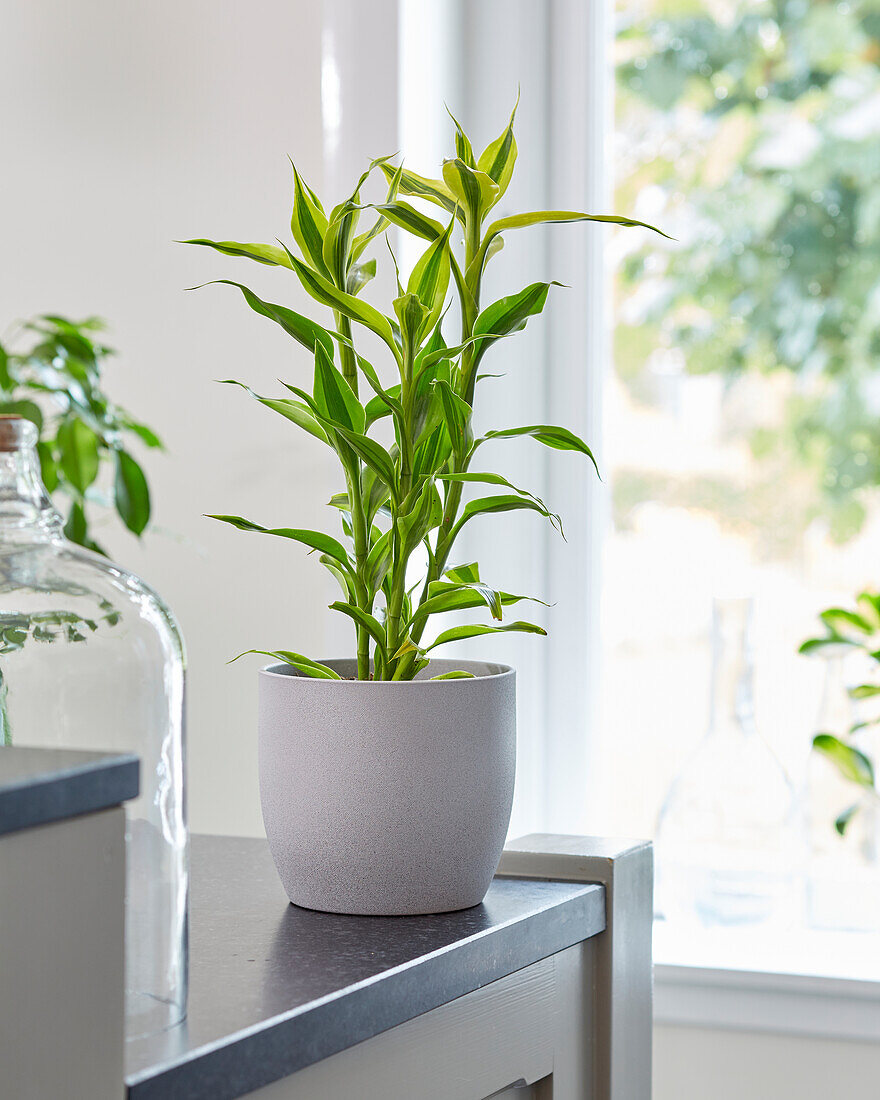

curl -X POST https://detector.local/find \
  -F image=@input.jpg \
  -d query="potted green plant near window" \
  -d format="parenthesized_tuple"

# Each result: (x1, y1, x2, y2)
(186, 105, 665, 914)
(800, 592, 880, 835)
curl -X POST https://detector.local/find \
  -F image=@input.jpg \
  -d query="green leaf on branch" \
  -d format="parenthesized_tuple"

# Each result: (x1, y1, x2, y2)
(430, 670, 476, 679)
(813, 733, 875, 787)
(57, 418, 100, 493)
(850, 684, 880, 699)
(379, 162, 458, 215)
(206, 515, 354, 574)
(346, 259, 377, 296)
(425, 578, 504, 619)
(441, 158, 499, 224)
(0, 399, 43, 430)
(447, 107, 476, 168)
(312, 344, 365, 434)
(179, 239, 294, 268)
(196, 280, 334, 355)
(819, 608, 873, 637)
(426, 620, 546, 651)
(477, 93, 519, 199)
(218, 380, 328, 444)
(368, 200, 445, 242)
(471, 281, 560, 367)
(287, 252, 400, 359)
(330, 602, 388, 663)
(451, 493, 560, 538)
(478, 423, 599, 477)
(407, 215, 455, 335)
(290, 162, 330, 276)
(114, 450, 151, 535)
(836, 804, 861, 836)
(229, 650, 342, 679)
(444, 561, 481, 584)
(64, 500, 88, 546)
(365, 529, 393, 591)
(798, 635, 856, 655)
(323, 422, 398, 491)
(412, 586, 546, 626)
(438, 471, 563, 534)
(433, 379, 472, 452)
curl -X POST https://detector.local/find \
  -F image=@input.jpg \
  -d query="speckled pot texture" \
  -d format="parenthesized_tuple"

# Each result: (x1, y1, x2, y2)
(258, 658, 516, 916)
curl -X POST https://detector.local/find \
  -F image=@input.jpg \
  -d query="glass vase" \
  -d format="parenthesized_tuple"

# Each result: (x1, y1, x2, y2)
(655, 597, 801, 928)
(0, 416, 187, 1037)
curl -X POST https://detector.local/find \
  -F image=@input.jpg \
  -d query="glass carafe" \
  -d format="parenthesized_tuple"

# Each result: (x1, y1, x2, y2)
(655, 597, 801, 927)
(0, 416, 187, 1037)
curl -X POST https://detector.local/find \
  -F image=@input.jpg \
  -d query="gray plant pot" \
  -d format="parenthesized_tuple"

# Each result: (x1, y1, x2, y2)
(258, 658, 516, 915)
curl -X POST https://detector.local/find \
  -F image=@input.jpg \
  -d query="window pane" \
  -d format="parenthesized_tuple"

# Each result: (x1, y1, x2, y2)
(603, 0, 880, 851)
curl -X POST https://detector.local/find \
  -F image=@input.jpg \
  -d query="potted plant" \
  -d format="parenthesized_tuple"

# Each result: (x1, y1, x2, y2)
(0, 313, 160, 554)
(800, 592, 880, 835)
(185, 104, 664, 914)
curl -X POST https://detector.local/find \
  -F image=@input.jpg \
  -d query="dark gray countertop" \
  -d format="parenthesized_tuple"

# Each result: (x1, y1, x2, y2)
(0, 745, 139, 836)
(126, 835, 605, 1100)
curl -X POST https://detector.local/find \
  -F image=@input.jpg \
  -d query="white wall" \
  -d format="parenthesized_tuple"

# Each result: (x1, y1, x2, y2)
(0, 0, 346, 835)
(655, 1023, 880, 1100)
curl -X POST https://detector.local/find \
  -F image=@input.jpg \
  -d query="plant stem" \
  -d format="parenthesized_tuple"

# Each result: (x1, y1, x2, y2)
(335, 312, 370, 678)
(410, 222, 483, 646)
(336, 312, 358, 398)
(385, 351, 416, 673)
(0, 670, 12, 747)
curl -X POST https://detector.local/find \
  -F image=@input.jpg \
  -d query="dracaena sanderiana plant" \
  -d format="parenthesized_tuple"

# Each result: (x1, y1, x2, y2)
(185, 104, 665, 681)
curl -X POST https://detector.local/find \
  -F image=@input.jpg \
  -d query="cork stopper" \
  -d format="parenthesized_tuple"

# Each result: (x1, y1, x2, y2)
(0, 415, 38, 452)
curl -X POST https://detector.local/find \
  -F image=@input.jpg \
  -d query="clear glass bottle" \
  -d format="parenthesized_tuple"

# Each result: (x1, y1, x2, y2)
(0, 416, 187, 1037)
(806, 652, 880, 931)
(655, 597, 801, 927)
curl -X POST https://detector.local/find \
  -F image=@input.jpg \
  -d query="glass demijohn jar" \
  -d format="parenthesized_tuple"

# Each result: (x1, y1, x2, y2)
(655, 597, 801, 927)
(0, 416, 187, 1037)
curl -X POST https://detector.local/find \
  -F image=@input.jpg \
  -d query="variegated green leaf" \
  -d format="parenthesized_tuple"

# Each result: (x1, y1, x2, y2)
(207, 515, 354, 574)
(194, 280, 333, 355)
(346, 259, 376, 296)
(229, 650, 342, 679)
(407, 215, 454, 334)
(285, 250, 401, 359)
(477, 94, 519, 199)
(471, 281, 560, 367)
(478, 423, 599, 477)
(441, 158, 499, 223)
(218, 379, 328, 444)
(813, 733, 875, 787)
(438, 471, 563, 534)
(330, 602, 388, 662)
(379, 161, 458, 215)
(312, 343, 365, 434)
(368, 200, 445, 242)
(180, 239, 293, 268)
(290, 162, 330, 275)
(426, 620, 546, 651)
(475, 209, 672, 274)
(447, 106, 476, 168)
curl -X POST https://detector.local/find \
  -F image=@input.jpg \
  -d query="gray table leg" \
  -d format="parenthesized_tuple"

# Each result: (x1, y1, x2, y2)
(497, 834, 654, 1100)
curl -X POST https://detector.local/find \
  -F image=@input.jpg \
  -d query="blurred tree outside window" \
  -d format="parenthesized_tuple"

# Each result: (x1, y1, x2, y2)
(598, 0, 880, 855)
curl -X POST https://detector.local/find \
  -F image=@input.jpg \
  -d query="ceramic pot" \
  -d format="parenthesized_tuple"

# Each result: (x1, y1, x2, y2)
(258, 658, 516, 915)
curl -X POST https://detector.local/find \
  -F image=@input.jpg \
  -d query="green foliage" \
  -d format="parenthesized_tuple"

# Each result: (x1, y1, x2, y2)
(615, 0, 880, 544)
(189, 103, 662, 679)
(800, 590, 880, 832)
(0, 315, 161, 553)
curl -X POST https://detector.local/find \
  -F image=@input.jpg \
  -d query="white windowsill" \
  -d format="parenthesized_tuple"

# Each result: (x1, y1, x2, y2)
(653, 922, 880, 1042)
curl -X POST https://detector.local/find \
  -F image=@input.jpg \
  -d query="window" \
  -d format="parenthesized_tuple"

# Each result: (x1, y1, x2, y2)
(598, 0, 880, 934)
